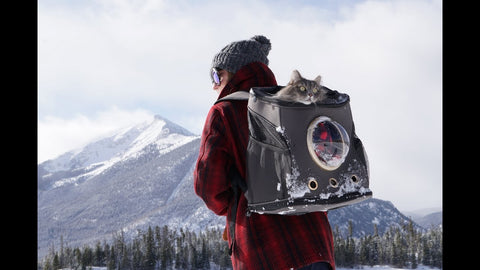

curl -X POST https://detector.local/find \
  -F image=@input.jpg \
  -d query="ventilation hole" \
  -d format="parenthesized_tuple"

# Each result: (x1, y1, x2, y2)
(329, 178, 339, 188)
(308, 178, 318, 191)
(351, 175, 359, 183)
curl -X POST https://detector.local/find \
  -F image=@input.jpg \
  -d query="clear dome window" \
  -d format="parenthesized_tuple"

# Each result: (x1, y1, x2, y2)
(307, 116, 350, 171)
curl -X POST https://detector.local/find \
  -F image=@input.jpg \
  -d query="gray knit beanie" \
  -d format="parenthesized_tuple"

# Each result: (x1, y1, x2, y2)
(211, 35, 272, 73)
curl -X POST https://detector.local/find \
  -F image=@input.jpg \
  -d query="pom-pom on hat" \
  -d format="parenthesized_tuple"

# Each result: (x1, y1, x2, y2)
(211, 35, 272, 74)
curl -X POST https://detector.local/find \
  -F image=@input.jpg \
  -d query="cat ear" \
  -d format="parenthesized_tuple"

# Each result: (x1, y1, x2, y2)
(289, 70, 302, 84)
(314, 75, 322, 85)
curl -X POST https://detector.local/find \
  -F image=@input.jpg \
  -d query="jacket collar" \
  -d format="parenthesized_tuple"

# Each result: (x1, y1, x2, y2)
(217, 62, 277, 101)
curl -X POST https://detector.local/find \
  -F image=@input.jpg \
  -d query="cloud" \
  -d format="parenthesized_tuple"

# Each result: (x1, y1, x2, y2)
(37, 107, 154, 163)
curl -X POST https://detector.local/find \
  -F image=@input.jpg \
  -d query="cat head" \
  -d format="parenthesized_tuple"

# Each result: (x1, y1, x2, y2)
(286, 69, 324, 104)
(289, 69, 321, 86)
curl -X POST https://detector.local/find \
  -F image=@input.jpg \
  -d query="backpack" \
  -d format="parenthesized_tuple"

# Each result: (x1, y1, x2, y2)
(216, 86, 372, 216)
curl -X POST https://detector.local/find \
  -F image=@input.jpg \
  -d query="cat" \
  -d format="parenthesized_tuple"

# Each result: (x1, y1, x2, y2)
(273, 69, 327, 105)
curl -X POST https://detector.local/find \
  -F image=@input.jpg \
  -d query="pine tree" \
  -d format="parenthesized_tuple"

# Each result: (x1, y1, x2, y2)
(107, 245, 116, 270)
(358, 235, 371, 265)
(393, 227, 407, 268)
(190, 243, 199, 269)
(428, 225, 442, 268)
(144, 226, 156, 270)
(81, 245, 93, 270)
(59, 235, 65, 269)
(200, 237, 211, 269)
(333, 225, 346, 266)
(383, 228, 393, 265)
(74, 247, 82, 270)
(131, 236, 143, 270)
(160, 225, 173, 269)
(94, 240, 105, 266)
(43, 257, 53, 270)
(52, 253, 60, 270)
(344, 220, 355, 267)
(370, 224, 380, 266)
(405, 220, 418, 269)
(113, 230, 129, 270)
(421, 235, 432, 266)
(175, 228, 188, 270)
(120, 243, 129, 270)
(62, 245, 72, 269)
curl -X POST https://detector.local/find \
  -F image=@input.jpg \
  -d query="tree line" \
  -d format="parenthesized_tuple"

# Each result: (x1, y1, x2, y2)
(333, 220, 442, 269)
(39, 221, 442, 270)
(40, 225, 231, 270)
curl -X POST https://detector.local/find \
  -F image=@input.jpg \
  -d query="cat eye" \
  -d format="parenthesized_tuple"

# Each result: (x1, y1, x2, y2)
(300, 86, 306, 91)
(313, 88, 318, 93)
(211, 68, 222, 85)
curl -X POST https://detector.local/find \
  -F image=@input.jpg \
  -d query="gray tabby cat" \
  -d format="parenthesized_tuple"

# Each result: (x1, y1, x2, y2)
(273, 70, 327, 105)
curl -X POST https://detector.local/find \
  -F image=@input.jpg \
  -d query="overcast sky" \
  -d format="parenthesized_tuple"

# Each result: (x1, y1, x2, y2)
(38, 0, 442, 212)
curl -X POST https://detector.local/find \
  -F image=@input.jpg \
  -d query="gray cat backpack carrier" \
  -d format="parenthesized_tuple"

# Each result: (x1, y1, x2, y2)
(216, 86, 372, 216)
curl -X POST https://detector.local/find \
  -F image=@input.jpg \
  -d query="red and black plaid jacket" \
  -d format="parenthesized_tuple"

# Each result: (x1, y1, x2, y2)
(194, 62, 335, 270)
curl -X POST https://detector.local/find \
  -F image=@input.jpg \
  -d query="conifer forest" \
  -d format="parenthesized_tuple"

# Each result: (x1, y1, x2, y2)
(39, 221, 442, 270)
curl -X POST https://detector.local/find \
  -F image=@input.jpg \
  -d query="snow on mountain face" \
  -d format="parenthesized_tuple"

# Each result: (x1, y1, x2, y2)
(38, 115, 198, 190)
(37, 114, 426, 261)
(41, 115, 196, 172)
(37, 115, 217, 259)
(328, 198, 423, 238)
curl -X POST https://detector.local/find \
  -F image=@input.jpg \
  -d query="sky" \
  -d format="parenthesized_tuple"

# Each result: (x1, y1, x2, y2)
(37, 0, 442, 212)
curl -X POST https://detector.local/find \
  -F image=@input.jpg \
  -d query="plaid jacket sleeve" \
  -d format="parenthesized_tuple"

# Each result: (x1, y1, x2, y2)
(194, 106, 233, 216)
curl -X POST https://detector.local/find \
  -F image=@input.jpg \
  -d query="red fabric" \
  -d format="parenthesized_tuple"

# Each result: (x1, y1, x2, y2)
(194, 62, 336, 270)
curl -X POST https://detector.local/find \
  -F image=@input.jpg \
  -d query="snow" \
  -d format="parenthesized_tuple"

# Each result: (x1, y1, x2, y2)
(60, 264, 440, 270)
(59, 267, 107, 270)
(285, 165, 309, 198)
(336, 266, 440, 270)
(43, 116, 197, 172)
(47, 116, 198, 189)
(59, 265, 440, 270)
(122, 118, 197, 158)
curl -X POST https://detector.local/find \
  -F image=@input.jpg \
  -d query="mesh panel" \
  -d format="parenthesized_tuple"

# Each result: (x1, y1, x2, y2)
(248, 109, 288, 150)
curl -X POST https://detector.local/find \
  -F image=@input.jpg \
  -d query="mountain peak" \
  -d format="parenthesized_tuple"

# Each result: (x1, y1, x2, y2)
(152, 114, 195, 137)
(38, 115, 198, 175)
(154, 114, 165, 121)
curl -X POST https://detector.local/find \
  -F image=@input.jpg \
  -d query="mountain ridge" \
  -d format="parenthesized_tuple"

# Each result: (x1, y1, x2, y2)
(37, 114, 437, 260)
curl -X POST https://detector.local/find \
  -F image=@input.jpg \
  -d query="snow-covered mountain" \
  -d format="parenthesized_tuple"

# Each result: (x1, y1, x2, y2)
(37, 115, 427, 260)
(403, 208, 442, 228)
(328, 199, 423, 237)
(38, 115, 223, 259)
(38, 115, 196, 178)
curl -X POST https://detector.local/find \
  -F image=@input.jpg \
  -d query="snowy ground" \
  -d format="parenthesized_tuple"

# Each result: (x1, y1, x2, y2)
(337, 265, 440, 270)
(75, 265, 441, 270)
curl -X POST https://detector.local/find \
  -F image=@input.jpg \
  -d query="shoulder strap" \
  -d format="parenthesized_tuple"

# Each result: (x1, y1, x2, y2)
(214, 90, 250, 255)
(214, 91, 250, 105)
(227, 166, 247, 256)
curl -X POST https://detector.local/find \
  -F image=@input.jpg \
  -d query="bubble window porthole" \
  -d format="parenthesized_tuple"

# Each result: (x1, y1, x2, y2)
(307, 116, 350, 171)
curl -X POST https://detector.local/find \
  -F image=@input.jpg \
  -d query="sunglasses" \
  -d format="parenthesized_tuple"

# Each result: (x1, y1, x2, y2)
(211, 68, 222, 85)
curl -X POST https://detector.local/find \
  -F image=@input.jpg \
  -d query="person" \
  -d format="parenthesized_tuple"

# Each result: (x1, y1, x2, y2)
(193, 35, 335, 270)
